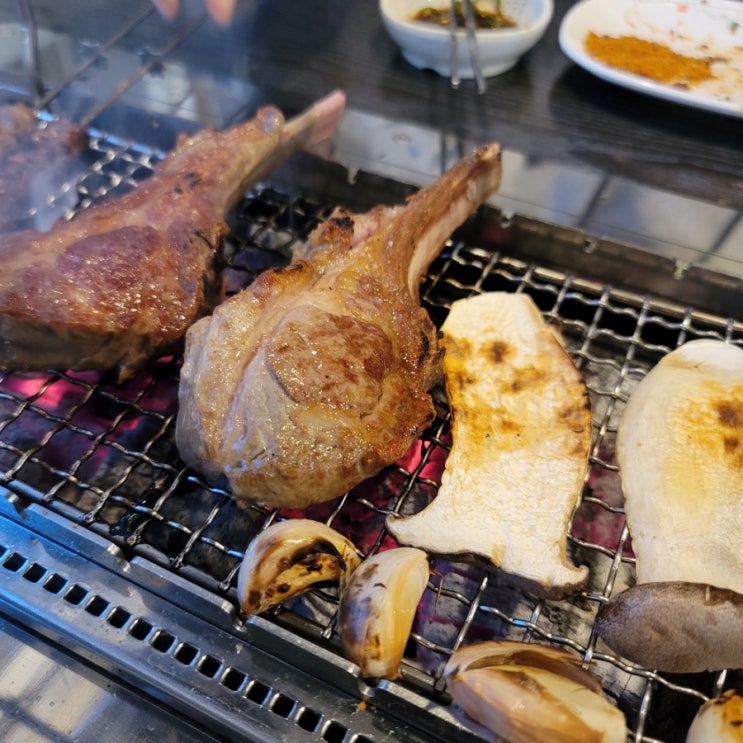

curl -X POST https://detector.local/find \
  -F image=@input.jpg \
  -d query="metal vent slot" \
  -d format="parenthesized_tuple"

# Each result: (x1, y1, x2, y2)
(21, 560, 46, 583)
(2, 549, 25, 572)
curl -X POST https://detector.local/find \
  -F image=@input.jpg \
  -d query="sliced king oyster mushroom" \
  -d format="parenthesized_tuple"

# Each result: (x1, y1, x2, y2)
(237, 518, 362, 616)
(686, 690, 743, 743)
(338, 546, 429, 679)
(444, 640, 627, 743)
(596, 338, 743, 673)
(387, 292, 591, 599)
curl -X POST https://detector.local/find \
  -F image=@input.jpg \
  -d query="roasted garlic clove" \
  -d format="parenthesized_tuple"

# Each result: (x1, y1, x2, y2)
(444, 640, 603, 693)
(444, 641, 627, 743)
(338, 547, 429, 679)
(237, 518, 362, 616)
(686, 690, 743, 743)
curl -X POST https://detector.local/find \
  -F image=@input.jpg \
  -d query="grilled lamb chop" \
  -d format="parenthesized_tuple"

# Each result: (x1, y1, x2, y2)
(0, 103, 38, 153)
(0, 91, 345, 381)
(0, 103, 87, 232)
(176, 143, 502, 509)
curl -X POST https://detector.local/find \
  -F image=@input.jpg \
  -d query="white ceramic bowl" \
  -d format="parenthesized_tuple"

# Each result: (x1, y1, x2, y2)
(380, 0, 554, 79)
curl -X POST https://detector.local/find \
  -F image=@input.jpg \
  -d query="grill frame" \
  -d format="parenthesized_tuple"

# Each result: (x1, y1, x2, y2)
(0, 498, 454, 743)
(1, 129, 742, 741)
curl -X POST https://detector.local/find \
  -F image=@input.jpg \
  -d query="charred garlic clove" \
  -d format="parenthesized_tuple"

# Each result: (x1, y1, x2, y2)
(686, 690, 743, 743)
(237, 518, 362, 616)
(338, 547, 429, 679)
(444, 641, 627, 743)
(445, 640, 603, 690)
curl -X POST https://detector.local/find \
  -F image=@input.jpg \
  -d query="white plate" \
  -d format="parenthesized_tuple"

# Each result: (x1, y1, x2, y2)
(559, 0, 743, 118)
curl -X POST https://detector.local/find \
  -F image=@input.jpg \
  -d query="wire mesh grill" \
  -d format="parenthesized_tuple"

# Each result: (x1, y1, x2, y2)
(1, 133, 743, 743)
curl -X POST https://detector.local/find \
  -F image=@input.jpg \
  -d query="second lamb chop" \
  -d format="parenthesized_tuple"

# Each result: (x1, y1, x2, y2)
(176, 143, 502, 509)
(0, 91, 345, 381)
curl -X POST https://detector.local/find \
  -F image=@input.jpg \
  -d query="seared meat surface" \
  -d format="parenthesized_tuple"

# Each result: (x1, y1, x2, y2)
(176, 143, 502, 509)
(0, 92, 345, 381)
(0, 103, 87, 232)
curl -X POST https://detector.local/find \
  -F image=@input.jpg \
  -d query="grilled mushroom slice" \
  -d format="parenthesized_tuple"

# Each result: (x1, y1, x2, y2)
(686, 690, 743, 742)
(338, 547, 429, 679)
(387, 292, 591, 599)
(596, 339, 743, 672)
(237, 519, 362, 616)
(443, 641, 627, 743)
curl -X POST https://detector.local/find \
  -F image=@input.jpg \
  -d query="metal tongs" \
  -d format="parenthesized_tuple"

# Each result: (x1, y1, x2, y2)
(448, 0, 487, 94)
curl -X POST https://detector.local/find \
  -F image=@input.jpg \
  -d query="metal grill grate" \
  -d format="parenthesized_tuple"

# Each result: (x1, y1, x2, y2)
(2, 133, 743, 743)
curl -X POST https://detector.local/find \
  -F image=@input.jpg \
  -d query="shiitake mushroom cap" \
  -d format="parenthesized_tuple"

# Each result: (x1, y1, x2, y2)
(595, 581, 743, 673)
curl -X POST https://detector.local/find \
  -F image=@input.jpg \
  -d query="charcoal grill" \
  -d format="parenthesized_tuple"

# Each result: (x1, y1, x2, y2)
(2, 2, 743, 742)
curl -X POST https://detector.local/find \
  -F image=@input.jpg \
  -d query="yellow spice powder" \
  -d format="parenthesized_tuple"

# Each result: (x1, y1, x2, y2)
(585, 32, 714, 87)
